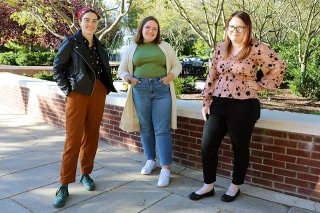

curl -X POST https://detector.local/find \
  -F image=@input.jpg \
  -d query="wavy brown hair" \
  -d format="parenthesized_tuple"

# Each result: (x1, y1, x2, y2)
(224, 11, 253, 60)
(134, 16, 161, 44)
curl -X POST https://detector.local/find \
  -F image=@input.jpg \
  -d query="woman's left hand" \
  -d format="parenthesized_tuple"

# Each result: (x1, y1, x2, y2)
(161, 72, 175, 85)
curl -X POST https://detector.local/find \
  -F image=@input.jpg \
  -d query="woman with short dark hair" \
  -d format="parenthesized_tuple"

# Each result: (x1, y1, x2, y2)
(52, 7, 116, 208)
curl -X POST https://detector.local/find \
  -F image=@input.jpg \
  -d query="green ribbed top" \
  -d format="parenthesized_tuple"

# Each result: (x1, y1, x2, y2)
(132, 43, 166, 78)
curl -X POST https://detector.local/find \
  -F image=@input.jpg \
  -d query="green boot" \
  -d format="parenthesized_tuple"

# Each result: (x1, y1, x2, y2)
(53, 185, 69, 208)
(80, 174, 95, 191)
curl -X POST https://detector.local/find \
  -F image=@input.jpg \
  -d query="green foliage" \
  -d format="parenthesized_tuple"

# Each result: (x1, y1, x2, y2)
(5, 0, 131, 49)
(37, 52, 56, 65)
(32, 71, 53, 81)
(15, 53, 36, 65)
(130, 0, 197, 56)
(272, 43, 299, 84)
(4, 41, 28, 52)
(174, 78, 183, 98)
(0, 52, 17, 65)
(274, 42, 320, 100)
(123, 82, 129, 92)
(290, 65, 320, 100)
(0, 52, 55, 66)
(174, 76, 201, 95)
(192, 39, 210, 58)
(10, 11, 45, 36)
(127, 1, 145, 29)
(4, 41, 52, 53)
(298, 75, 319, 99)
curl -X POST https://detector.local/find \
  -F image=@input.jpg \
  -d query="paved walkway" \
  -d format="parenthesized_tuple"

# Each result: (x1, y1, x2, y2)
(0, 102, 318, 213)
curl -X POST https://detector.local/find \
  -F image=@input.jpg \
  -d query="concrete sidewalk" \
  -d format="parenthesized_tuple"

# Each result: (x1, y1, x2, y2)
(0, 103, 318, 213)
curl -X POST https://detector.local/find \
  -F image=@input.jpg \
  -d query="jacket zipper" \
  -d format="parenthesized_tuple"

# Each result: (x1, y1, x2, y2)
(74, 47, 96, 96)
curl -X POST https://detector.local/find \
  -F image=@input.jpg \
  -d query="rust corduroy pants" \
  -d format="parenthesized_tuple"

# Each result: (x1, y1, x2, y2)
(60, 80, 107, 185)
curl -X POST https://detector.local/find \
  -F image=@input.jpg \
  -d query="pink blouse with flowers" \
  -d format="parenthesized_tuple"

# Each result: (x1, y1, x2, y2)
(201, 41, 286, 107)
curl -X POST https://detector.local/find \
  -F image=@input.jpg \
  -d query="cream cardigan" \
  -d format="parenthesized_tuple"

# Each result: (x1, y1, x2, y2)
(118, 41, 182, 132)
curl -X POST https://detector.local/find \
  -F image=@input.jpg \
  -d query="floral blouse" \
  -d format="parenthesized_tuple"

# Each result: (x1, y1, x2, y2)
(201, 41, 286, 107)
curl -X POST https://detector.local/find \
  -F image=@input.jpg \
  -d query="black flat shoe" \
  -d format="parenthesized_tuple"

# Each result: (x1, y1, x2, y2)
(221, 189, 240, 202)
(188, 189, 215, 200)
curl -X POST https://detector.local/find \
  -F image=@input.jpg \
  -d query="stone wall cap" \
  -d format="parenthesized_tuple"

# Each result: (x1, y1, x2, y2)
(1, 72, 319, 136)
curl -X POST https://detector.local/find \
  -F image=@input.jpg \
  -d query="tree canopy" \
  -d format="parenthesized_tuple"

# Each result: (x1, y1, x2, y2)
(1, 0, 319, 98)
(1, 0, 133, 49)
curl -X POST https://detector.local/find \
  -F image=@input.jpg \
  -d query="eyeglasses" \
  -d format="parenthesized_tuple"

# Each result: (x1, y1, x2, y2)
(227, 25, 246, 33)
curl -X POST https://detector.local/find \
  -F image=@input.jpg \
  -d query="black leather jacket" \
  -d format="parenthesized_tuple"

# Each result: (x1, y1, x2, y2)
(52, 30, 117, 96)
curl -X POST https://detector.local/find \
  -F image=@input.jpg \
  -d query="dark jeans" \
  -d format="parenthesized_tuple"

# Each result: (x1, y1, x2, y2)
(201, 97, 260, 185)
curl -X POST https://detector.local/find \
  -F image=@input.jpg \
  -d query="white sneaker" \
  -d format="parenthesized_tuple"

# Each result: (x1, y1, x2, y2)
(157, 168, 170, 187)
(141, 160, 156, 175)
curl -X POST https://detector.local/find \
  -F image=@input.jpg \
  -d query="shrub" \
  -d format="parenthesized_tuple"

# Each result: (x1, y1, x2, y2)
(174, 76, 201, 96)
(15, 52, 55, 66)
(15, 53, 37, 66)
(0, 52, 17, 65)
(36, 52, 55, 65)
(274, 42, 320, 100)
(289, 66, 320, 100)
(192, 39, 210, 59)
(0, 51, 55, 66)
(174, 78, 183, 98)
(33, 71, 54, 81)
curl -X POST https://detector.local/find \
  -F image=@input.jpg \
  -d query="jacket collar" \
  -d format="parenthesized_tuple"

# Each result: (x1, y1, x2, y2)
(71, 30, 109, 71)
(71, 30, 95, 71)
(71, 30, 101, 46)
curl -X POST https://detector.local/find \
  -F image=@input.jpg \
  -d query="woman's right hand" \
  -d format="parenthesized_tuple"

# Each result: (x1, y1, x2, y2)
(128, 78, 140, 86)
(125, 74, 140, 86)
(201, 106, 210, 121)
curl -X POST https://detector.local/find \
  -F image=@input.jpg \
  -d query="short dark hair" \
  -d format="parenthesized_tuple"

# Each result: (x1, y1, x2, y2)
(134, 16, 161, 44)
(76, 8, 101, 21)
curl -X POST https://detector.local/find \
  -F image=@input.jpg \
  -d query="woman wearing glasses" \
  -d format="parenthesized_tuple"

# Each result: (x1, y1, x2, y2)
(188, 11, 286, 202)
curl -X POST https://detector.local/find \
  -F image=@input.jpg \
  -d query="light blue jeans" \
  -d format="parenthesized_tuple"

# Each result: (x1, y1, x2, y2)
(132, 77, 172, 166)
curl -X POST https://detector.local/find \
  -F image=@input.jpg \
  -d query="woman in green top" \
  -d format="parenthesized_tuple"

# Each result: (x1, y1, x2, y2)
(118, 16, 182, 187)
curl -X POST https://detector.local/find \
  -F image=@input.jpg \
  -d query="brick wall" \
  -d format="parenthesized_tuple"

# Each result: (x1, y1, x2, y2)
(0, 72, 319, 202)
(101, 108, 320, 202)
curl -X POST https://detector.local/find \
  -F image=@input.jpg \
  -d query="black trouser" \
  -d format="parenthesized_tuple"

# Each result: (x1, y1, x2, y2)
(201, 97, 260, 185)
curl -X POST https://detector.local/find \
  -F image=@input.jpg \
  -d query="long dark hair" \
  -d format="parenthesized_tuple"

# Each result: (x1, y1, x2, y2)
(134, 16, 161, 44)
(224, 11, 253, 60)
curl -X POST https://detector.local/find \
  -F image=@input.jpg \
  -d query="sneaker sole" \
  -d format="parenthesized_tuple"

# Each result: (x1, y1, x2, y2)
(140, 166, 156, 175)
(157, 181, 170, 187)
(84, 185, 95, 191)
(53, 197, 68, 208)
(157, 183, 169, 187)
